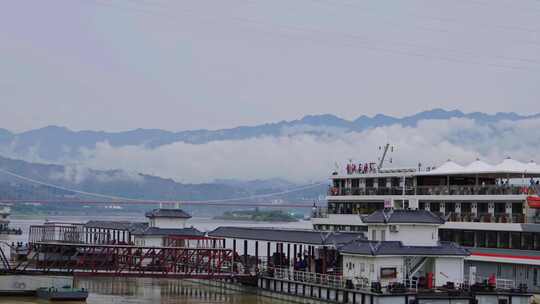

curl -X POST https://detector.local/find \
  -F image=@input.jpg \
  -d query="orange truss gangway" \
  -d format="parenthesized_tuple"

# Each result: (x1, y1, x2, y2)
(7, 242, 251, 280)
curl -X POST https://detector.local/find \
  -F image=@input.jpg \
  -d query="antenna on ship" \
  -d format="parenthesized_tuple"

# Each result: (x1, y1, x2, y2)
(377, 143, 395, 169)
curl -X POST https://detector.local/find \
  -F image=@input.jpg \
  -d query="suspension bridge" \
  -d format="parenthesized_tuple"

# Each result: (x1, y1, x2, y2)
(0, 167, 327, 208)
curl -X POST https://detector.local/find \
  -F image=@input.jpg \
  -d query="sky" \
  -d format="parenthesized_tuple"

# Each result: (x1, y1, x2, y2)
(1, 0, 539, 132)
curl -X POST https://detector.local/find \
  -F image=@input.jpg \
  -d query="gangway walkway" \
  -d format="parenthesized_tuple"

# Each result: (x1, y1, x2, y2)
(1, 242, 252, 280)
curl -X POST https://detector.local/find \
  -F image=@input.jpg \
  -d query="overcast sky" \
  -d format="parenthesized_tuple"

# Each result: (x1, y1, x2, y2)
(1, 0, 539, 132)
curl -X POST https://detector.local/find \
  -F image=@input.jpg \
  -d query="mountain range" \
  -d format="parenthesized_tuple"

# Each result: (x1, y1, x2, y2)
(1, 109, 539, 162)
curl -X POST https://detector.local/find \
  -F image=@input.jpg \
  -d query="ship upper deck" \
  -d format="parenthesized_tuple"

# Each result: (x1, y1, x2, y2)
(329, 158, 540, 199)
(332, 158, 540, 180)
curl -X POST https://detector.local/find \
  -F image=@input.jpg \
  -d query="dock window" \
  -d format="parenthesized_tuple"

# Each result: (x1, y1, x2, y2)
(380, 267, 397, 279)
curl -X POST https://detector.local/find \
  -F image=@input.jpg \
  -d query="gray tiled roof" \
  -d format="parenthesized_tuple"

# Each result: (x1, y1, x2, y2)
(340, 240, 469, 256)
(85, 220, 148, 232)
(363, 209, 445, 224)
(208, 227, 365, 245)
(132, 227, 204, 237)
(145, 208, 192, 219)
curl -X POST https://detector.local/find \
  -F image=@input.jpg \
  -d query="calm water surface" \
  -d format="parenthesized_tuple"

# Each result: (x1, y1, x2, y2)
(0, 277, 290, 304)
(0, 215, 311, 304)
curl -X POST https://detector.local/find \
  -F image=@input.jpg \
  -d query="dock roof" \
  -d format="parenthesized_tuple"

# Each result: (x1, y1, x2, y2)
(208, 227, 365, 245)
(132, 227, 204, 237)
(340, 240, 469, 257)
(145, 208, 192, 219)
(363, 209, 445, 225)
(85, 220, 148, 232)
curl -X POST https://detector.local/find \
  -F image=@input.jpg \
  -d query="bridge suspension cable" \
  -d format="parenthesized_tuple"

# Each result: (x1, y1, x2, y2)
(0, 167, 327, 204)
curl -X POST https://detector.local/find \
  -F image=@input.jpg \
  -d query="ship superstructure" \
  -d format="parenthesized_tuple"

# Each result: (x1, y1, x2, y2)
(312, 151, 540, 291)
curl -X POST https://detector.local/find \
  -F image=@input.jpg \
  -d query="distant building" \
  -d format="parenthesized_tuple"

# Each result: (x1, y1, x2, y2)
(133, 208, 202, 247)
(80, 208, 203, 247)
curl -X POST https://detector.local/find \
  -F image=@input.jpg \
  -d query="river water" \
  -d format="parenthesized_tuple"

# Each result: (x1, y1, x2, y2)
(0, 215, 312, 304)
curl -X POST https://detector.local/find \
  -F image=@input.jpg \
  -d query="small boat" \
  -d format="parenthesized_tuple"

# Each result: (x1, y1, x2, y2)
(36, 286, 88, 301)
(527, 196, 540, 209)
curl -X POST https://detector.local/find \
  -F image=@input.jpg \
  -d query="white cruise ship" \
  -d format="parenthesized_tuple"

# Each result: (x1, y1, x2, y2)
(312, 145, 540, 291)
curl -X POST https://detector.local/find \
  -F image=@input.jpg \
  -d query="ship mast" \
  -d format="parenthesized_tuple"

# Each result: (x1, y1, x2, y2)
(378, 143, 392, 169)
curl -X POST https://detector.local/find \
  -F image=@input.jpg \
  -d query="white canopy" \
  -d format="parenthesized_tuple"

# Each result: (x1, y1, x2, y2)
(464, 159, 492, 172)
(423, 158, 540, 176)
(432, 160, 465, 173)
(493, 157, 529, 173)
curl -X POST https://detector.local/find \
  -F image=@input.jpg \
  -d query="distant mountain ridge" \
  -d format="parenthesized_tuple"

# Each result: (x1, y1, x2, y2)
(1, 109, 539, 162)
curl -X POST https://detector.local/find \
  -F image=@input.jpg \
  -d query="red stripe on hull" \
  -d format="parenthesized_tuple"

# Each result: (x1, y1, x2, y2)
(471, 252, 540, 261)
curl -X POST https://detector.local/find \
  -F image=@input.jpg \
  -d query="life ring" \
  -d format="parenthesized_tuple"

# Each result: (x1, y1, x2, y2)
(14, 282, 26, 289)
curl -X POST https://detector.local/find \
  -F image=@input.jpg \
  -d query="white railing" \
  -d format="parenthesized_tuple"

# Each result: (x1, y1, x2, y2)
(271, 267, 345, 289)
(262, 268, 440, 291)
(262, 267, 420, 292)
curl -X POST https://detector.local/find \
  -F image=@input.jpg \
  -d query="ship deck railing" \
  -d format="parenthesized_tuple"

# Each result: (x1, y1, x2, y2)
(313, 207, 527, 223)
(328, 185, 533, 196)
(464, 276, 515, 290)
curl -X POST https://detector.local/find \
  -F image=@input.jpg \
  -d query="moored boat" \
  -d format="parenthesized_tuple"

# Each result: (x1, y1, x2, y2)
(36, 286, 88, 301)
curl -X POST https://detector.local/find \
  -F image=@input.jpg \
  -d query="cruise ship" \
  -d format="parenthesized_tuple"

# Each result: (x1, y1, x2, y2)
(312, 144, 540, 291)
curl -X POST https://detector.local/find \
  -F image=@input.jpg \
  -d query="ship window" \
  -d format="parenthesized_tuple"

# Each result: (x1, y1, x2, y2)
(494, 203, 506, 214)
(534, 268, 538, 286)
(439, 229, 452, 242)
(511, 232, 521, 249)
(512, 203, 523, 214)
(499, 232, 510, 249)
(487, 231, 498, 248)
(461, 203, 472, 214)
(463, 231, 475, 247)
(476, 231, 486, 247)
(535, 233, 540, 250)
(477, 203, 488, 214)
(372, 230, 377, 241)
(381, 230, 386, 241)
(365, 178, 374, 188)
(453, 230, 462, 245)
(523, 233, 533, 250)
